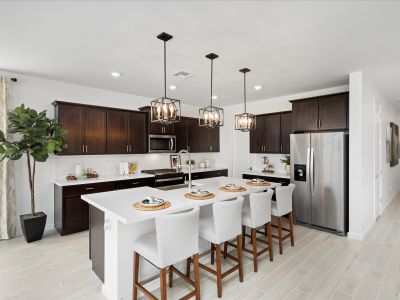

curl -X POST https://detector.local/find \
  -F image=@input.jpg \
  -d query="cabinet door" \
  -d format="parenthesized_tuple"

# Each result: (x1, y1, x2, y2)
(175, 118, 189, 152)
(57, 104, 84, 155)
(292, 99, 319, 132)
(318, 93, 348, 130)
(188, 118, 207, 152)
(84, 107, 106, 154)
(107, 109, 128, 154)
(250, 115, 266, 153)
(149, 122, 174, 135)
(63, 195, 89, 233)
(280, 112, 292, 154)
(128, 112, 147, 154)
(208, 126, 220, 152)
(264, 114, 281, 153)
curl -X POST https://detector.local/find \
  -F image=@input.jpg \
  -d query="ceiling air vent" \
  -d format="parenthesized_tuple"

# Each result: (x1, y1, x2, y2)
(172, 71, 194, 79)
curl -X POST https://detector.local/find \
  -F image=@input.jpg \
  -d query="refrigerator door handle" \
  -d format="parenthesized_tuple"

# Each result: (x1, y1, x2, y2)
(310, 147, 315, 196)
(307, 147, 311, 194)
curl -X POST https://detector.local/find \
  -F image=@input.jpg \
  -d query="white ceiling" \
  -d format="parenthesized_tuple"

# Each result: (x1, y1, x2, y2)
(1, 1, 400, 106)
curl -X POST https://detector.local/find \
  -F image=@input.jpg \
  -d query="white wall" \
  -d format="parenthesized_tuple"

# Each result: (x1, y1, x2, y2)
(1, 71, 218, 235)
(219, 85, 349, 178)
(348, 71, 400, 240)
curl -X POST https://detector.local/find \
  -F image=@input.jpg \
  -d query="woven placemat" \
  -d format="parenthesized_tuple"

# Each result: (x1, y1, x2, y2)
(219, 186, 247, 192)
(133, 201, 171, 211)
(246, 181, 272, 187)
(185, 193, 215, 200)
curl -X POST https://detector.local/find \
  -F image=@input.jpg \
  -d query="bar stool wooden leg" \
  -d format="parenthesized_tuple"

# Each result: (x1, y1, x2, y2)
(160, 268, 167, 300)
(277, 217, 283, 255)
(186, 258, 191, 278)
(211, 243, 215, 265)
(215, 244, 223, 298)
(242, 225, 246, 248)
(193, 254, 201, 300)
(223, 242, 228, 258)
(133, 252, 139, 300)
(289, 212, 294, 246)
(267, 222, 273, 261)
(251, 228, 258, 272)
(168, 266, 173, 288)
(237, 235, 243, 282)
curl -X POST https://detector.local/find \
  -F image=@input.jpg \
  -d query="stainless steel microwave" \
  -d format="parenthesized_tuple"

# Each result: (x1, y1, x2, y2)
(148, 135, 176, 153)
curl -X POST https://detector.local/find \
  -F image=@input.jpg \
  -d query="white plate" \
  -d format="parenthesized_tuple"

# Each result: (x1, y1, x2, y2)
(224, 184, 242, 190)
(191, 189, 210, 196)
(141, 197, 165, 207)
(252, 178, 266, 183)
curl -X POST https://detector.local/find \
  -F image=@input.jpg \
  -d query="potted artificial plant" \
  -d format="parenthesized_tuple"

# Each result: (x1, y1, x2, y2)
(281, 154, 291, 175)
(0, 104, 66, 243)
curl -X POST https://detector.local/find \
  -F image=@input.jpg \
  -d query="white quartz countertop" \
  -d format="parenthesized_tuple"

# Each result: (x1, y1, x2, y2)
(53, 173, 155, 187)
(53, 168, 228, 187)
(242, 170, 290, 179)
(81, 177, 280, 224)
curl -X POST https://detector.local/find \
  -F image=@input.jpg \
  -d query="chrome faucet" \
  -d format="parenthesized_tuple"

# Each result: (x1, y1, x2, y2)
(178, 149, 192, 191)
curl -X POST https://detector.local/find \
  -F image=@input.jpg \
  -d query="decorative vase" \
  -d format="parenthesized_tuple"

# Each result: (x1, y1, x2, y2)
(285, 164, 291, 175)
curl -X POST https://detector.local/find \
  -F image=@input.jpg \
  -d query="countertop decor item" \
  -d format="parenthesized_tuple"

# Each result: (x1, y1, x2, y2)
(170, 154, 181, 169)
(66, 174, 77, 181)
(185, 159, 195, 166)
(0, 104, 67, 243)
(133, 201, 171, 211)
(86, 171, 99, 179)
(129, 162, 137, 174)
(281, 154, 291, 175)
(235, 68, 256, 132)
(140, 196, 165, 207)
(199, 53, 224, 128)
(199, 162, 206, 168)
(246, 180, 271, 187)
(150, 32, 181, 125)
(185, 192, 215, 200)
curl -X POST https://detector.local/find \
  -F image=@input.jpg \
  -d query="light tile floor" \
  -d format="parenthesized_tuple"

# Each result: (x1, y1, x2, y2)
(1, 194, 399, 300)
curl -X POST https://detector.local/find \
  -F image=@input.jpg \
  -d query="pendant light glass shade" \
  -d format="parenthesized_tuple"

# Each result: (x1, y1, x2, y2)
(235, 68, 256, 132)
(151, 32, 181, 125)
(199, 53, 224, 128)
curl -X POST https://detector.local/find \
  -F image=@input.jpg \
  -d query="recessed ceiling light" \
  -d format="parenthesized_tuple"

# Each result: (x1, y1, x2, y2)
(111, 72, 121, 78)
(254, 85, 262, 90)
(169, 85, 177, 90)
(212, 95, 218, 100)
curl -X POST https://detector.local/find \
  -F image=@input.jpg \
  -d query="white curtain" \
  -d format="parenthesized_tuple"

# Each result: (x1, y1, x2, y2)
(0, 76, 16, 239)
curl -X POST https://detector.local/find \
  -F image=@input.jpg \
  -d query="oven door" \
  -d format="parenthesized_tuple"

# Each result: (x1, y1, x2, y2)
(155, 176, 185, 187)
(149, 135, 176, 153)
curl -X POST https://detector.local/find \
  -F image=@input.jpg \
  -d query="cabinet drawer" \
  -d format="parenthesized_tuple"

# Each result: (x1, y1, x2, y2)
(63, 182, 114, 197)
(113, 178, 155, 190)
(208, 169, 228, 178)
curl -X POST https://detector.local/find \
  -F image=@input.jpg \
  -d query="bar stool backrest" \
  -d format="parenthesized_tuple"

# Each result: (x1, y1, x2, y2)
(249, 189, 274, 228)
(213, 197, 244, 244)
(275, 184, 295, 216)
(156, 207, 200, 267)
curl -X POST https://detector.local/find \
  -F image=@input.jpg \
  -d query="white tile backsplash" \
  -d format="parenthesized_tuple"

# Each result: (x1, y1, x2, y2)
(55, 153, 220, 179)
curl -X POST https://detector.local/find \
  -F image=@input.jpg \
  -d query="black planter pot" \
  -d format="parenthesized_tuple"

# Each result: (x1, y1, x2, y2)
(20, 212, 47, 243)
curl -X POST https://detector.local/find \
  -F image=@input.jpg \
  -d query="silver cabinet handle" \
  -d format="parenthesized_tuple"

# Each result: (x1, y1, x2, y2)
(210, 145, 213, 151)
(83, 145, 85, 153)
(131, 181, 140, 185)
(85, 145, 88, 153)
(126, 145, 129, 152)
(85, 187, 95, 191)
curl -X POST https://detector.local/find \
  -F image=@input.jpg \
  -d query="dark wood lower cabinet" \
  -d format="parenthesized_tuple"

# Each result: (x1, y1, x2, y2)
(89, 205, 104, 282)
(242, 173, 290, 186)
(185, 169, 228, 181)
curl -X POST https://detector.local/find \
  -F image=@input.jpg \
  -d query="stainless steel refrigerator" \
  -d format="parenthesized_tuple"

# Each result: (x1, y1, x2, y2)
(290, 132, 348, 235)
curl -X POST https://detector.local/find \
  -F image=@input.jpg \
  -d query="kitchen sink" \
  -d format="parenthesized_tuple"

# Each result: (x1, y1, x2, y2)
(156, 183, 201, 191)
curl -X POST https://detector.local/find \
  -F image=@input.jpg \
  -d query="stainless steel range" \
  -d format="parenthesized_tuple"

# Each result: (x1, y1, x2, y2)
(142, 168, 185, 187)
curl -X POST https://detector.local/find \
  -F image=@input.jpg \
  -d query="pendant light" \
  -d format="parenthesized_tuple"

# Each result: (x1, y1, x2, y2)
(199, 53, 224, 128)
(150, 32, 181, 125)
(235, 68, 256, 132)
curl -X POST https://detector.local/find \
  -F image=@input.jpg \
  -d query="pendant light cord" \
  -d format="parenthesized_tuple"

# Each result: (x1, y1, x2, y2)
(164, 41, 167, 98)
(210, 58, 213, 107)
(243, 72, 247, 113)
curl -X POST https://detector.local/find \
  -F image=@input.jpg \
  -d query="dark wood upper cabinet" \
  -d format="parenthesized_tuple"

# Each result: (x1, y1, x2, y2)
(208, 126, 220, 152)
(107, 109, 128, 154)
(291, 99, 319, 132)
(175, 117, 189, 152)
(291, 92, 349, 133)
(56, 103, 84, 155)
(250, 112, 291, 154)
(55, 102, 106, 155)
(280, 112, 292, 154)
(127, 112, 147, 154)
(139, 106, 174, 135)
(181, 117, 220, 153)
(264, 114, 281, 153)
(318, 93, 348, 130)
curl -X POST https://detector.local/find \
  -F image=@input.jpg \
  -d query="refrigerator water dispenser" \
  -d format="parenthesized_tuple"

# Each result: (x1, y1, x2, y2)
(294, 164, 306, 181)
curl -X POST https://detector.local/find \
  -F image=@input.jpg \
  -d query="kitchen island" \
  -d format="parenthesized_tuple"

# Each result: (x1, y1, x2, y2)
(82, 176, 280, 300)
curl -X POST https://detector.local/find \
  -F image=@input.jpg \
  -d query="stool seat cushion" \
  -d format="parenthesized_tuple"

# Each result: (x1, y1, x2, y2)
(134, 233, 160, 267)
(271, 201, 279, 216)
(199, 217, 217, 244)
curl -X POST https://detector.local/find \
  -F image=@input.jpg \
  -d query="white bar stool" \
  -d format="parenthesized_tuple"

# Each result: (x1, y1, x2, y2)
(187, 197, 244, 298)
(133, 207, 200, 300)
(271, 184, 295, 254)
(238, 190, 274, 272)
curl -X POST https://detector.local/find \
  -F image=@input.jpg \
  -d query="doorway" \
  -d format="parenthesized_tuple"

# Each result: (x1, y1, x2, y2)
(374, 99, 383, 220)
